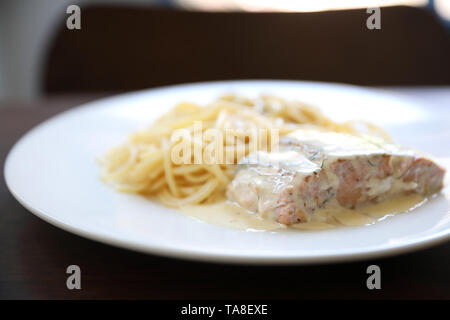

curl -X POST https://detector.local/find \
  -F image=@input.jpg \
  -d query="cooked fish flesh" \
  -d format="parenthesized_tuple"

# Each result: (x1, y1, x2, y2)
(226, 129, 445, 225)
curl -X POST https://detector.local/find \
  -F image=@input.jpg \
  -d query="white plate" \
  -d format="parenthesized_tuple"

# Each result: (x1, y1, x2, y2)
(4, 80, 450, 264)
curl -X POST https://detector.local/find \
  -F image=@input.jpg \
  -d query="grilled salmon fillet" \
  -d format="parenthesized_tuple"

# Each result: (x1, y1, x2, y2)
(226, 129, 445, 225)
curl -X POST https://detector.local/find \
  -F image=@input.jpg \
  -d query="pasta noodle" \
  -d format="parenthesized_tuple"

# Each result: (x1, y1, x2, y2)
(99, 95, 390, 206)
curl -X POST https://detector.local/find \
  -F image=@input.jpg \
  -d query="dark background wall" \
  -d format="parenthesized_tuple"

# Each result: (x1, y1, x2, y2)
(44, 5, 450, 94)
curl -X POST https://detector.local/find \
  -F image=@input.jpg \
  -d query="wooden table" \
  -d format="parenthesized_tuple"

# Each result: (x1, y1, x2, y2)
(1, 90, 449, 300)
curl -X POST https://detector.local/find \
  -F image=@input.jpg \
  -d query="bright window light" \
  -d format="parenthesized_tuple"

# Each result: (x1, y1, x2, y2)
(177, 0, 428, 12)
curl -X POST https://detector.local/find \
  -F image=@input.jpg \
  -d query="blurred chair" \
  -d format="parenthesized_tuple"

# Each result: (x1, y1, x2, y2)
(42, 5, 450, 95)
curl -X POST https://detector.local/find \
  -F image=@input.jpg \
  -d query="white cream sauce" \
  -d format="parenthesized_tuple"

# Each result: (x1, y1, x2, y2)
(284, 129, 416, 158)
(180, 193, 428, 232)
(181, 129, 443, 232)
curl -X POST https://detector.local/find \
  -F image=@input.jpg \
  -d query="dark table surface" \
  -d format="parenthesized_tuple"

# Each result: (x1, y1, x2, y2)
(1, 92, 449, 300)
